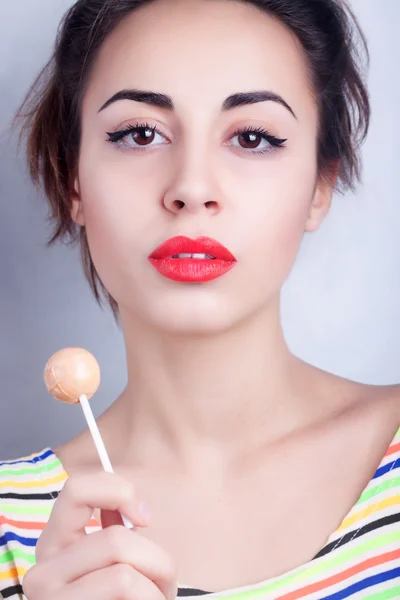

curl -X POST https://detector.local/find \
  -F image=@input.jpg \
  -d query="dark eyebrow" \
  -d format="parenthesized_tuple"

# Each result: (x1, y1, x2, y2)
(222, 91, 296, 119)
(98, 90, 174, 112)
(98, 88, 296, 119)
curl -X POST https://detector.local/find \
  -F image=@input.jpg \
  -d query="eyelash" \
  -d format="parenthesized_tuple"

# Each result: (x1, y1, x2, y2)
(106, 121, 287, 155)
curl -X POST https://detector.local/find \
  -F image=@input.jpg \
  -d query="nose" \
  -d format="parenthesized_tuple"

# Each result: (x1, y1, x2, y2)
(162, 149, 222, 216)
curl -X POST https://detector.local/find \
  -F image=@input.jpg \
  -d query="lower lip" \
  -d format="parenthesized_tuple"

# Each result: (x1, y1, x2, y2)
(148, 258, 236, 282)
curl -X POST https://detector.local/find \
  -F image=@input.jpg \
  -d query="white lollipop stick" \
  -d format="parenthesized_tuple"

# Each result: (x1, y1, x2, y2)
(79, 394, 134, 530)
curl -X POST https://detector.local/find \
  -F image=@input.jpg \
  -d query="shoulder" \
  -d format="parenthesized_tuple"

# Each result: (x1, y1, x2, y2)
(325, 380, 400, 480)
(0, 449, 67, 598)
(316, 365, 400, 425)
(336, 379, 400, 443)
(354, 381, 400, 428)
(308, 371, 400, 467)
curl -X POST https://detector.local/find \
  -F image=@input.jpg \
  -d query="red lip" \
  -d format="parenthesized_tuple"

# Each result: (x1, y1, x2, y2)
(148, 236, 237, 282)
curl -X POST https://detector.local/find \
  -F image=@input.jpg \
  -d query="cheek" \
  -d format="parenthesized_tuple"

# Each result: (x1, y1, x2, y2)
(209, 156, 315, 313)
(76, 148, 166, 261)
(226, 149, 317, 282)
(76, 128, 317, 302)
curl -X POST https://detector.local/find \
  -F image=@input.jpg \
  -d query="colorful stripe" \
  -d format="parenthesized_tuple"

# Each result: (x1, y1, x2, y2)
(0, 472, 67, 489)
(0, 450, 54, 467)
(0, 428, 399, 599)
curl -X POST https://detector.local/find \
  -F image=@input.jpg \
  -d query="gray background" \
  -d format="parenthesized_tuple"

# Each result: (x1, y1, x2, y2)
(1, 1, 399, 460)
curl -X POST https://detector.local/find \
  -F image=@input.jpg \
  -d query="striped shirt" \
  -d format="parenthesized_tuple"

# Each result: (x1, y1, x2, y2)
(1, 426, 400, 599)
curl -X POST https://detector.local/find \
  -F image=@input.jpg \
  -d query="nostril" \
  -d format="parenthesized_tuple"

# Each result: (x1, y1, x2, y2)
(173, 200, 185, 210)
(205, 201, 216, 209)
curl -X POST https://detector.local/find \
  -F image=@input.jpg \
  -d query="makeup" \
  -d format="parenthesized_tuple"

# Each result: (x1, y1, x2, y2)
(149, 236, 237, 282)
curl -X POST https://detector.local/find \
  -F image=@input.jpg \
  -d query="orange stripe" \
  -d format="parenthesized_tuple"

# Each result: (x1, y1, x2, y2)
(87, 518, 100, 528)
(386, 441, 400, 457)
(276, 547, 400, 600)
(0, 515, 98, 530)
(0, 515, 45, 530)
(0, 566, 27, 581)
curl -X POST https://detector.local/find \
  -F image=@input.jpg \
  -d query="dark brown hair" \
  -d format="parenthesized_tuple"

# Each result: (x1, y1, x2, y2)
(14, 0, 371, 315)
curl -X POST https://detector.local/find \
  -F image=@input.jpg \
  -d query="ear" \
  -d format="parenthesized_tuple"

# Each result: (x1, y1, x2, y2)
(70, 177, 85, 226)
(305, 162, 340, 233)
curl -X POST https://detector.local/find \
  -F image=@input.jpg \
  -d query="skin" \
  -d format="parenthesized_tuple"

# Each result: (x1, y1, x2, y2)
(25, 0, 400, 596)
(72, 0, 333, 463)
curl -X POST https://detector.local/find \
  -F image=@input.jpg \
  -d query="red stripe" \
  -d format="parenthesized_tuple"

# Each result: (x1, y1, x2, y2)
(276, 548, 400, 600)
(0, 515, 98, 531)
(386, 441, 400, 457)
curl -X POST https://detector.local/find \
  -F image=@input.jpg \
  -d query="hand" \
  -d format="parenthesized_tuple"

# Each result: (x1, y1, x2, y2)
(22, 472, 178, 600)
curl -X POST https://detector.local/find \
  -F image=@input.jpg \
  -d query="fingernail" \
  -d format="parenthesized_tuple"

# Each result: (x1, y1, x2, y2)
(138, 501, 152, 524)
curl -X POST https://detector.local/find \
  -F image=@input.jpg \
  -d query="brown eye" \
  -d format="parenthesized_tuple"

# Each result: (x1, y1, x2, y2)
(131, 127, 156, 146)
(228, 128, 286, 155)
(238, 132, 263, 149)
(107, 124, 169, 149)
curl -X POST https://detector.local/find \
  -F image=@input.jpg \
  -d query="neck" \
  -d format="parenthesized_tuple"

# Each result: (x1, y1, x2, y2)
(99, 296, 318, 474)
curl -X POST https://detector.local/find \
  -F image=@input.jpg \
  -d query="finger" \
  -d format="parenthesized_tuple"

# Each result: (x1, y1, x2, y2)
(31, 525, 178, 600)
(68, 564, 168, 600)
(25, 563, 167, 600)
(36, 472, 150, 560)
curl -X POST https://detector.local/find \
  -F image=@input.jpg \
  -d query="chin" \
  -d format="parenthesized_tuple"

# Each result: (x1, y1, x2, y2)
(152, 311, 237, 336)
(124, 287, 246, 336)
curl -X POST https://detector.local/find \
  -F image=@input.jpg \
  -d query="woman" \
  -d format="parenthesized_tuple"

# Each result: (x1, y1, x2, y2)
(1, 0, 399, 598)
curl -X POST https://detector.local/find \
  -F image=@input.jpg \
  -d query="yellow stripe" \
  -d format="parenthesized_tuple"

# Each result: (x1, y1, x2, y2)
(338, 494, 400, 530)
(0, 566, 28, 581)
(0, 472, 67, 489)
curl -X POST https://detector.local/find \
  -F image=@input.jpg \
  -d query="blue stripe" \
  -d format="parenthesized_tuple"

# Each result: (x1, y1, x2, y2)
(373, 458, 400, 480)
(0, 449, 54, 467)
(321, 567, 400, 599)
(0, 532, 38, 548)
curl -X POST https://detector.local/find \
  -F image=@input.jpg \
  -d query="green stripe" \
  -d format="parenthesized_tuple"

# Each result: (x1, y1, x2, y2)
(364, 585, 400, 600)
(356, 477, 400, 505)
(0, 549, 35, 566)
(288, 529, 400, 584)
(0, 458, 61, 478)
(206, 530, 400, 600)
(0, 504, 52, 516)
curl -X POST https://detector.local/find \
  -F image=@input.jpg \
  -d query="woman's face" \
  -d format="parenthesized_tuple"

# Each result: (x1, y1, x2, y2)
(73, 0, 334, 333)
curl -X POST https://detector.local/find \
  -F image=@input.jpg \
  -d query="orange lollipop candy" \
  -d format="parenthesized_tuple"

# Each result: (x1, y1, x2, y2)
(44, 347, 100, 404)
(44, 347, 133, 529)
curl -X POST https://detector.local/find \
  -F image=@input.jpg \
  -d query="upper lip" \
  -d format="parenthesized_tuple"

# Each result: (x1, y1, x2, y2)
(149, 236, 237, 261)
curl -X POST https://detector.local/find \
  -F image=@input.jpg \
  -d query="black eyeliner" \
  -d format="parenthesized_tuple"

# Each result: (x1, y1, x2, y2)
(106, 122, 156, 143)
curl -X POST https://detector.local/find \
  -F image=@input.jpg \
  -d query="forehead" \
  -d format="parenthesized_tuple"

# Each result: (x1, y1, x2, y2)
(85, 0, 316, 122)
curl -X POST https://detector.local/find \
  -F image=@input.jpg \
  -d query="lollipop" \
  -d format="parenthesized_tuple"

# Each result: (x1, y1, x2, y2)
(44, 348, 133, 529)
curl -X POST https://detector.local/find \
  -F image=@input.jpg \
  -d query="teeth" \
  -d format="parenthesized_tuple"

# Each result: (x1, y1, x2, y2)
(172, 253, 216, 260)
